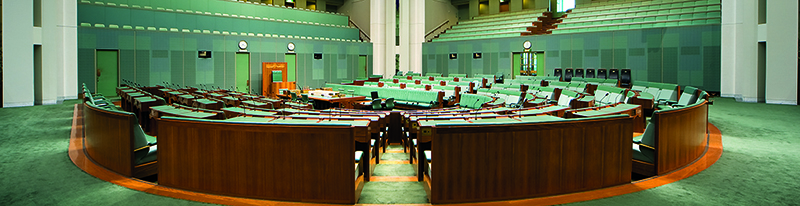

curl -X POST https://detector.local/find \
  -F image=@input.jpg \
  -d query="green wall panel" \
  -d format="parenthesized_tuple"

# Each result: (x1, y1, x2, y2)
(422, 25, 722, 92)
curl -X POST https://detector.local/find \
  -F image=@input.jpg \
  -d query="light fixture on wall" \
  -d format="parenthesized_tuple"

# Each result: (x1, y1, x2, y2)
(473, 53, 482, 59)
(449, 53, 457, 59)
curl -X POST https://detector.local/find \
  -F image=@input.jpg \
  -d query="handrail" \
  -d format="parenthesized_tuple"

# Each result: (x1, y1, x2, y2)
(349, 18, 370, 42)
(425, 19, 452, 41)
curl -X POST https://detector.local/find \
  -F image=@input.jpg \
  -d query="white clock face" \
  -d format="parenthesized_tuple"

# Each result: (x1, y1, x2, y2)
(523, 41, 532, 49)
(238, 40, 248, 50)
(287, 42, 295, 51)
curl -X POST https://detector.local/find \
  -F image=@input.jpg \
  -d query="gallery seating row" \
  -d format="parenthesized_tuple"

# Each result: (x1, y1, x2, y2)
(81, 0, 349, 27)
(327, 84, 446, 109)
(554, 0, 721, 34)
(78, 2, 359, 42)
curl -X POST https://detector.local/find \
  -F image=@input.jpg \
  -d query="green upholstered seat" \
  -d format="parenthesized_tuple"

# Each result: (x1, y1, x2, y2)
(355, 151, 364, 162)
(133, 122, 157, 164)
(301, 94, 309, 103)
(632, 121, 656, 163)
(371, 99, 382, 110)
(424, 150, 432, 162)
(385, 98, 395, 110)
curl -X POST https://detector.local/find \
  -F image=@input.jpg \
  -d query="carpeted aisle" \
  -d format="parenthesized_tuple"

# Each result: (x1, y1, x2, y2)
(0, 98, 798, 205)
(358, 145, 429, 204)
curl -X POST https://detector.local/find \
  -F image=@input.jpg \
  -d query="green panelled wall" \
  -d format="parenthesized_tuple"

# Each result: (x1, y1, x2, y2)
(78, 27, 373, 95)
(422, 25, 721, 92)
(78, 1, 358, 40)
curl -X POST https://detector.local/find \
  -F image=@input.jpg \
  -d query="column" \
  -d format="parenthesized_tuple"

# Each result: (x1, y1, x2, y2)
(316, 0, 326, 11)
(764, 0, 799, 104)
(409, 0, 424, 74)
(489, 0, 500, 14)
(399, 0, 410, 73)
(510, 0, 523, 12)
(296, 0, 306, 9)
(470, 0, 479, 19)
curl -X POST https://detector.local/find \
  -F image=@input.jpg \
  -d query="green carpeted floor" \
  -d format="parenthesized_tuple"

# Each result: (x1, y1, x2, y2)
(0, 98, 798, 205)
(359, 145, 428, 204)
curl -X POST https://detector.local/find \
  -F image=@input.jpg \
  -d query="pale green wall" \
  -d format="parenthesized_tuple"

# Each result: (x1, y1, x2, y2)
(422, 25, 722, 92)
(77, 27, 373, 95)
(2, 0, 35, 107)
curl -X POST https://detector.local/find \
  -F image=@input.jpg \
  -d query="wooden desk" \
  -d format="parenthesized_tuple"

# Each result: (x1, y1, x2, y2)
(157, 116, 366, 204)
(566, 103, 645, 133)
(415, 115, 633, 204)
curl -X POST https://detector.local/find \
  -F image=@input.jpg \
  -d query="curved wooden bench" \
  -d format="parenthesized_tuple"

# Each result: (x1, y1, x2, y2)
(633, 99, 709, 176)
(83, 102, 157, 178)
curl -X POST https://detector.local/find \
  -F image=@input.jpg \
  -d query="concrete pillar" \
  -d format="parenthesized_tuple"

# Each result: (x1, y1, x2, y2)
(400, 0, 410, 73)
(764, 0, 799, 104)
(371, 0, 395, 78)
(316, 0, 326, 11)
(274, 0, 285, 7)
(2, 0, 35, 107)
(470, 0, 479, 19)
(489, 0, 500, 14)
(409, 0, 424, 74)
(720, 0, 758, 102)
(296, 0, 306, 9)
(510, 0, 523, 12)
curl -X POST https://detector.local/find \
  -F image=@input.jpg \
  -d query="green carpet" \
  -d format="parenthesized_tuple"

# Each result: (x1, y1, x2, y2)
(0, 98, 798, 205)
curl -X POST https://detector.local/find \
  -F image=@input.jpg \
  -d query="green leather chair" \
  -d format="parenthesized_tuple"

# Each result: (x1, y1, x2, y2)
(290, 92, 298, 102)
(384, 98, 395, 110)
(372, 99, 382, 110)
(632, 120, 656, 163)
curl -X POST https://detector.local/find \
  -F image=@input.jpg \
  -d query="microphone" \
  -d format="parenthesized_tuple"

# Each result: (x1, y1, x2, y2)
(598, 93, 610, 106)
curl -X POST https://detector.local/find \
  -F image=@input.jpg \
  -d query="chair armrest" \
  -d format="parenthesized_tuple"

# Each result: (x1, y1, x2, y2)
(134, 145, 151, 152)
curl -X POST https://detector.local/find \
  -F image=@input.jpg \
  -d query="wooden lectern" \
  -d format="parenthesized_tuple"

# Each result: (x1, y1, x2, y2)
(262, 62, 296, 98)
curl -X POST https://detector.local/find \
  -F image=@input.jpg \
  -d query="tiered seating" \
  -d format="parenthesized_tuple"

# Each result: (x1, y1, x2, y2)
(78, 0, 360, 42)
(432, 9, 548, 42)
(553, 0, 721, 34)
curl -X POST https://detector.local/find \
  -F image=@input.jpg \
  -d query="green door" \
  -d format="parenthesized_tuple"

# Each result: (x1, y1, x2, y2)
(96, 50, 119, 96)
(285, 54, 296, 82)
(358, 55, 367, 79)
(235, 53, 250, 93)
(512, 53, 521, 79)
(536, 51, 546, 76)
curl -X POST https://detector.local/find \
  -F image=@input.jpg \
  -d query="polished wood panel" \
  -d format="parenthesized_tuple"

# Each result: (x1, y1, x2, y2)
(82, 102, 155, 178)
(653, 100, 709, 175)
(425, 116, 633, 204)
(71, 104, 724, 206)
(157, 118, 362, 204)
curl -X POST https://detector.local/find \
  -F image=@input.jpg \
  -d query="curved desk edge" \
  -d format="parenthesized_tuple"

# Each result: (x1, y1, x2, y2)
(69, 104, 723, 206)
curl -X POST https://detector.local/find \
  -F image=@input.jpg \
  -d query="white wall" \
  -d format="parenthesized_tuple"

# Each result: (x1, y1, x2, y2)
(721, 0, 798, 105)
(2, 0, 34, 107)
(764, 0, 798, 105)
(2, 0, 77, 107)
(425, 0, 458, 34)
(338, 0, 370, 39)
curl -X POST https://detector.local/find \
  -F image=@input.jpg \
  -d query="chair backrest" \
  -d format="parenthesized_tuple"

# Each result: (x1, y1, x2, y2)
(638, 121, 657, 162)
(553, 68, 563, 78)
(371, 91, 379, 99)
(620, 69, 631, 84)
(678, 86, 699, 105)
(609, 69, 619, 80)
(564, 68, 574, 82)
(597, 69, 608, 79)
(575, 68, 584, 78)
(586, 68, 596, 78)
(301, 94, 309, 103)
(385, 98, 395, 110)
(290, 92, 298, 101)
(372, 99, 382, 110)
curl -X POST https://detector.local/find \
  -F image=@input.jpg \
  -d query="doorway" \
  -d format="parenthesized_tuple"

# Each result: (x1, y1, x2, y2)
(235, 52, 250, 93)
(285, 53, 297, 83)
(358, 55, 368, 79)
(95, 50, 119, 97)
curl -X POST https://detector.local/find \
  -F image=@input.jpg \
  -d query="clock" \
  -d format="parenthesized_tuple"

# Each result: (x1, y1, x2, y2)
(287, 42, 295, 51)
(523, 40, 532, 49)
(238, 40, 248, 50)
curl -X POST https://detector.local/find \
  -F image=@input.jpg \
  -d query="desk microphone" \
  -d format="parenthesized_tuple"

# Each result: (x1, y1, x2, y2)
(598, 93, 610, 106)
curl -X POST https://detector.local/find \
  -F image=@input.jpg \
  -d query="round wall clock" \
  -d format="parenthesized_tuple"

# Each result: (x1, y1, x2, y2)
(238, 40, 248, 50)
